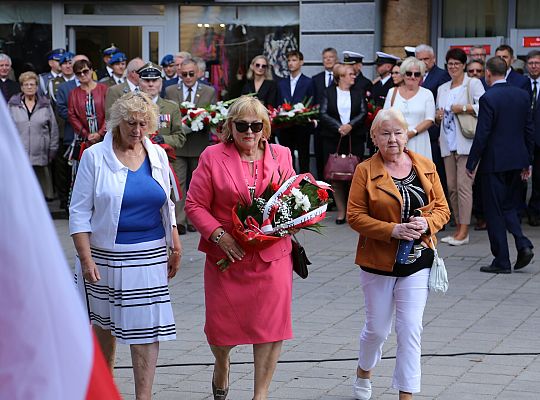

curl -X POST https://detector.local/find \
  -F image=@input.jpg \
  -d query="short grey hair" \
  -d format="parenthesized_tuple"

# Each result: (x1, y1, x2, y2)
(127, 57, 145, 73)
(370, 108, 408, 140)
(400, 56, 426, 76)
(180, 58, 198, 70)
(0, 53, 12, 65)
(108, 91, 158, 139)
(415, 44, 434, 56)
(192, 56, 206, 73)
(175, 51, 192, 61)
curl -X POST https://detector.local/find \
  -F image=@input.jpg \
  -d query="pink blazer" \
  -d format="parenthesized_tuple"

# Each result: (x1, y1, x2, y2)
(185, 141, 295, 262)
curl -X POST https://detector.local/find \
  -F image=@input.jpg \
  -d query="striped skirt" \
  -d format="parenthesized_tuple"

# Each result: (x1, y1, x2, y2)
(75, 238, 176, 345)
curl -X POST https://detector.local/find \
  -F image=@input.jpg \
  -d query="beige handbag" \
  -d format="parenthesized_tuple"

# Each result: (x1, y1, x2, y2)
(455, 80, 477, 139)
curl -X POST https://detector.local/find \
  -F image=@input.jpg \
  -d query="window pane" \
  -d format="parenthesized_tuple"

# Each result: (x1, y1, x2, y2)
(517, 0, 540, 29)
(442, 0, 508, 38)
(65, 4, 164, 15)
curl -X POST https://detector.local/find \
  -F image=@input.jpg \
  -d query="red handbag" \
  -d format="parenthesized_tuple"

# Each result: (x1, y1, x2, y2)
(323, 135, 362, 181)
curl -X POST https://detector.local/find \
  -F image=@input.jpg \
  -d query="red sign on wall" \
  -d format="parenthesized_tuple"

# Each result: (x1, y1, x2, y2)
(449, 45, 491, 55)
(523, 37, 540, 47)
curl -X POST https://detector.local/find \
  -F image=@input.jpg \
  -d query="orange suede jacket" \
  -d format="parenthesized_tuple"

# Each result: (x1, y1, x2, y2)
(347, 150, 450, 272)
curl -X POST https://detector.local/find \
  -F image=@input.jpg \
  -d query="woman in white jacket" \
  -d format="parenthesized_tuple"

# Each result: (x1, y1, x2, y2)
(435, 48, 485, 246)
(69, 92, 182, 400)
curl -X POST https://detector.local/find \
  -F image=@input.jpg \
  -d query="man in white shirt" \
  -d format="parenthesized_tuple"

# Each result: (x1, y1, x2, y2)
(371, 51, 400, 107)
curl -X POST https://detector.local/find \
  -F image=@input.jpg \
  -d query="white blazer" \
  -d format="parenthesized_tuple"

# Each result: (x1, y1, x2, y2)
(69, 132, 176, 249)
(436, 75, 485, 157)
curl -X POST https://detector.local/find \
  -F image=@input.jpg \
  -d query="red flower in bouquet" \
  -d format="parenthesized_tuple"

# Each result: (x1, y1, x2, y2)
(282, 102, 292, 111)
(180, 107, 188, 116)
(317, 188, 329, 201)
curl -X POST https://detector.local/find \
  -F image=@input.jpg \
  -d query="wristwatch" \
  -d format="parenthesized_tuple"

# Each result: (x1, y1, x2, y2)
(411, 128, 418, 136)
(462, 105, 467, 112)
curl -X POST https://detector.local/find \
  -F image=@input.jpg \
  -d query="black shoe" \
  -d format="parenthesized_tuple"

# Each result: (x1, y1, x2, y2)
(480, 265, 511, 274)
(187, 224, 197, 232)
(335, 218, 346, 225)
(528, 215, 540, 227)
(178, 225, 187, 235)
(514, 247, 534, 270)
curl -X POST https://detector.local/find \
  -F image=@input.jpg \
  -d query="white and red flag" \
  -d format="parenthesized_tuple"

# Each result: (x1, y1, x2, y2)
(0, 97, 121, 399)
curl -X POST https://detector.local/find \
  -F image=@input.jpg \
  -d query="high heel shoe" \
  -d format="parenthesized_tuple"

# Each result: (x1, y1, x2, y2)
(336, 218, 346, 225)
(212, 360, 230, 400)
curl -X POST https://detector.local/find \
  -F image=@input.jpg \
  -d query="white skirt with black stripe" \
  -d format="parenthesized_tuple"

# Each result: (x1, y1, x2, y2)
(75, 237, 176, 344)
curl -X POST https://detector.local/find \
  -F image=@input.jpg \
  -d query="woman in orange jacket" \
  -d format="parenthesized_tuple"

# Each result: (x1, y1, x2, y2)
(347, 108, 450, 400)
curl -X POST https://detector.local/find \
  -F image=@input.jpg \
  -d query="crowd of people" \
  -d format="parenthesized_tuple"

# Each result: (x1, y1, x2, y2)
(2, 40, 539, 400)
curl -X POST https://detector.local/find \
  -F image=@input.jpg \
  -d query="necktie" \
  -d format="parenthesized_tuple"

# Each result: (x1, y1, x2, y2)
(327, 72, 333, 87)
(532, 81, 537, 110)
(186, 87, 192, 103)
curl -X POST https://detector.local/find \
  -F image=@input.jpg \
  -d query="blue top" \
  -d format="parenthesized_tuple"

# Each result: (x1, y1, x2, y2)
(115, 157, 166, 244)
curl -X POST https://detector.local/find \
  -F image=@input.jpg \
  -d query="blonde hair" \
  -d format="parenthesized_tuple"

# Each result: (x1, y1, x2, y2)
(19, 71, 38, 86)
(219, 95, 271, 144)
(107, 92, 158, 140)
(370, 108, 408, 140)
(400, 56, 426, 76)
(246, 55, 273, 80)
(332, 63, 354, 83)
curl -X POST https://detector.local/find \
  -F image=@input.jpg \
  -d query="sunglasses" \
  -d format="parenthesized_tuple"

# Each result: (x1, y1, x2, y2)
(234, 121, 264, 133)
(75, 69, 91, 77)
(255, 63, 267, 69)
(181, 71, 196, 77)
(467, 69, 483, 73)
(405, 71, 422, 78)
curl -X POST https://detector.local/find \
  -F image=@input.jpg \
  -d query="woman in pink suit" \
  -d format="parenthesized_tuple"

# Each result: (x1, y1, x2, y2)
(185, 96, 295, 400)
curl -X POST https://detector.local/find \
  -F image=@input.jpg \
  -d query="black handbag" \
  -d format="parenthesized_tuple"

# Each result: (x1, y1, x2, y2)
(291, 236, 311, 279)
(323, 135, 362, 181)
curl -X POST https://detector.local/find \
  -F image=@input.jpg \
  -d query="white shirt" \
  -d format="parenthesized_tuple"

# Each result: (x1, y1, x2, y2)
(336, 88, 351, 124)
(326, 70, 334, 87)
(380, 75, 391, 85)
(290, 73, 301, 97)
(69, 133, 176, 249)
(530, 77, 539, 100)
(183, 82, 198, 103)
(113, 75, 124, 85)
(106, 65, 114, 77)
(127, 78, 138, 92)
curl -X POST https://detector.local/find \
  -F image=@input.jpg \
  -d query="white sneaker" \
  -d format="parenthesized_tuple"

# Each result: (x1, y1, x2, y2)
(353, 376, 372, 400)
(440, 235, 453, 243)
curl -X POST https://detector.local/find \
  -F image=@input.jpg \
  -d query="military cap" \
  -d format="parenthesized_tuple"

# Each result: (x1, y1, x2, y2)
(343, 51, 365, 64)
(108, 52, 128, 65)
(103, 44, 119, 56)
(137, 62, 164, 79)
(404, 46, 416, 57)
(375, 51, 401, 65)
(160, 54, 175, 67)
(59, 51, 75, 64)
(47, 48, 66, 61)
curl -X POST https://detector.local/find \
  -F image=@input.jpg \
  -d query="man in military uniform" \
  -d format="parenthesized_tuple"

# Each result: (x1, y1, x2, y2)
(371, 51, 400, 107)
(38, 48, 65, 97)
(343, 51, 373, 93)
(99, 52, 127, 87)
(165, 58, 216, 234)
(48, 52, 75, 105)
(96, 44, 119, 81)
(105, 57, 144, 119)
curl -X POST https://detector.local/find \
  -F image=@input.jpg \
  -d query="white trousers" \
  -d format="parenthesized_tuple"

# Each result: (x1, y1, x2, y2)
(358, 268, 430, 393)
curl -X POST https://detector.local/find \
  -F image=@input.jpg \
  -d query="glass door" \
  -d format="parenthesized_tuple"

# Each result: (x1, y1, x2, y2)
(142, 26, 164, 65)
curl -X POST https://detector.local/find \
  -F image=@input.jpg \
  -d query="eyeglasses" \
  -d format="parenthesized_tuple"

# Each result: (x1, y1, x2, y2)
(234, 121, 264, 133)
(405, 71, 422, 78)
(467, 69, 483, 73)
(255, 63, 268, 69)
(527, 61, 540, 66)
(447, 62, 463, 68)
(75, 69, 91, 77)
(181, 71, 196, 77)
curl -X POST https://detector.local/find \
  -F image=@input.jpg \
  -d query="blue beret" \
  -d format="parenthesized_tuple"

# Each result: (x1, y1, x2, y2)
(48, 48, 66, 61)
(103, 44, 119, 56)
(108, 52, 127, 65)
(160, 54, 175, 67)
(59, 51, 75, 64)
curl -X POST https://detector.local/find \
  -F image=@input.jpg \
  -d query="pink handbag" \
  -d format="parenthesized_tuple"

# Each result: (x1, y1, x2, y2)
(323, 135, 362, 181)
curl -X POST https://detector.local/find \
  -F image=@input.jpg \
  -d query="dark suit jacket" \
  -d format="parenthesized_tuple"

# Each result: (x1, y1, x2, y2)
(467, 82, 535, 174)
(0, 78, 20, 102)
(241, 79, 279, 107)
(506, 68, 530, 91)
(526, 78, 540, 147)
(371, 77, 394, 107)
(319, 85, 367, 141)
(312, 70, 334, 106)
(352, 73, 372, 94)
(56, 79, 78, 145)
(421, 65, 451, 100)
(278, 73, 314, 104)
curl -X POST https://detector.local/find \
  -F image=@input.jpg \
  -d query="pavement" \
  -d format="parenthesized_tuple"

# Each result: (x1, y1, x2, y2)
(53, 208, 540, 400)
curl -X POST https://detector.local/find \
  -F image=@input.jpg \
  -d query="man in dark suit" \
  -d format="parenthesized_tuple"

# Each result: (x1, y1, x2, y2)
(278, 50, 314, 173)
(312, 47, 338, 179)
(495, 44, 529, 91)
(526, 50, 540, 226)
(98, 52, 127, 87)
(371, 51, 400, 107)
(416, 44, 451, 198)
(0, 53, 20, 102)
(466, 56, 535, 274)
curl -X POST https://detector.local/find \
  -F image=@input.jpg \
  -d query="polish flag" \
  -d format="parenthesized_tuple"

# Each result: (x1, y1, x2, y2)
(0, 97, 121, 400)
